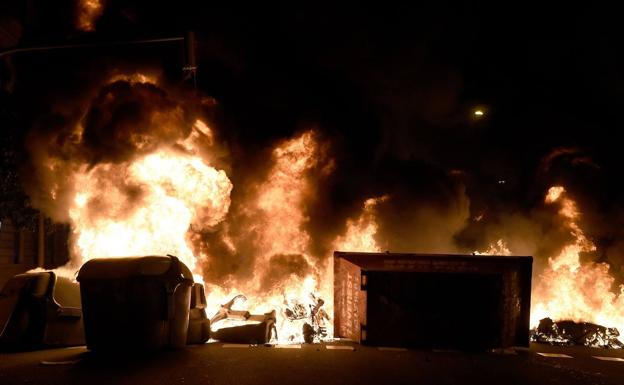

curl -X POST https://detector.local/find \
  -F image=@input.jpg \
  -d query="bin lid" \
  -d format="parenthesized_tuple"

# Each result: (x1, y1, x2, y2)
(76, 256, 193, 282)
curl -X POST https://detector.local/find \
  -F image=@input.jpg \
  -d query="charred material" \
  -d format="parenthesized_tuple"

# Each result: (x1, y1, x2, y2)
(284, 293, 329, 343)
(211, 310, 277, 344)
(209, 295, 277, 344)
(210, 294, 251, 325)
(532, 317, 624, 349)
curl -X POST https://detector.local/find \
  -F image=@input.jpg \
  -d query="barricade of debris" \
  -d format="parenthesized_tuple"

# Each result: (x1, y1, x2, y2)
(284, 293, 329, 343)
(531, 318, 624, 349)
(209, 292, 330, 344)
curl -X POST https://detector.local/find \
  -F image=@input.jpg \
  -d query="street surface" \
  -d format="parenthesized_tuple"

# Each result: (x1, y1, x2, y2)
(1, 342, 623, 385)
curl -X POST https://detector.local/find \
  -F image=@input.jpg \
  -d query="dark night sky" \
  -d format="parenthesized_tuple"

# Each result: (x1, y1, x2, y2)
(3, 1, 624, 270)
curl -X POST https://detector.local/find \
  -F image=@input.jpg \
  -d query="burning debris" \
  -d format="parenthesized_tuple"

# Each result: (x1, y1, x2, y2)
(208, 292, 330, 344)
(19, 71, 624, 348)
(531, 318, 624, 349)
(284, 293, 330, 343)
(481, 187, 624, 338)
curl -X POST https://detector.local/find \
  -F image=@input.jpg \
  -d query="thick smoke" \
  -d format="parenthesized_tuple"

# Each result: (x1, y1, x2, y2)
(457, 147, 624, 282)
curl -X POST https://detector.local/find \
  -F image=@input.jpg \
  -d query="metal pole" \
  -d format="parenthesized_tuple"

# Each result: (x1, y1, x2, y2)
(37, 214, 44, 268)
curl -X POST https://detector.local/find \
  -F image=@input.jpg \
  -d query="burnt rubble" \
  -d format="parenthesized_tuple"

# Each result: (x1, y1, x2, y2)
(209, 295, 277, 344)
(208, 292, 330, 344)
(531, 317, 624, 349)
(284, 293, 330, 343)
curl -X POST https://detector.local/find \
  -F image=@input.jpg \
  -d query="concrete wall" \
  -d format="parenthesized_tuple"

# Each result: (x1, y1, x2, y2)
(0, 218, 70, 288)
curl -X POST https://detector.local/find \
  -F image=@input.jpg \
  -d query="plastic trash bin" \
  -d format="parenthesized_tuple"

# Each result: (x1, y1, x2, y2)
(0, 271, 84, 351)
(77, 255, 195, 351)
(187, 282, 211, 344)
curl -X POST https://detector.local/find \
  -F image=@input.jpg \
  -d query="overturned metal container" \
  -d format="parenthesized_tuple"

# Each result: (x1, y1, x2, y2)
(334, 251, 532, 350)
(0, 271, 84, 351)
(77, 255, 209, 351)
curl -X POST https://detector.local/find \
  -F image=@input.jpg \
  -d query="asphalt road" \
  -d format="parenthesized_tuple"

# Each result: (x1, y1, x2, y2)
(1, 342, 623, 385)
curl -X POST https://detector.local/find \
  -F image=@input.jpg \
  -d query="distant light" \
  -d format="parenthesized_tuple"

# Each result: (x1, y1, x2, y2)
(474, 109, 484, 117)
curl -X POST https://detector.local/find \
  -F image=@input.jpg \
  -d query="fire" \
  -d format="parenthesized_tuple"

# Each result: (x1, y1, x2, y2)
(531, 186, 624, 333)
(201, 131, 340, 342)
(68, 149, 232, 275)
(76, 0, 105, 32)
(255, 131, 319, 258)
(483, 186, 624, 334)
(333, 196, 387, 252)
(26, 75, 398, 344)
(476, 239, 511, 256)
(200, 131, 384, 343)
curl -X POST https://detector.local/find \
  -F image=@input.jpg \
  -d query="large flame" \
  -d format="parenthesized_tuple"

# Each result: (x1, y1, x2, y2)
(76, 0, 105, 32)
(333, 196, 387, 252)
(481, 186, 624, 333)
(203, 132, 382, 342)
(204, 131, 331, 341)
(68, 149, 232, 275)
(531, 186, 624, 333)
(49, 109, 384, 343)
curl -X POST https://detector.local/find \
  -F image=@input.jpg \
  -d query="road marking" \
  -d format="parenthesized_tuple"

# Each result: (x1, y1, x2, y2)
(378, 347, 407, 351)
(593, 356, 624, 362)
(537, 353, 573, 358)
(40, 360, 80, 365)
(275, 344, 301, 349)
(326, 345, 354, 350)
(491, 348, 517, 355)
(223, 344, 250, 348)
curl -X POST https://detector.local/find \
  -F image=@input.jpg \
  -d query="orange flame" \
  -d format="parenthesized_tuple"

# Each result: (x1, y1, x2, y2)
(333, 196, 387, 252)
(202, 131, 337, 342)
(476, 239, 511, 256)
(32, 86, 391, 343)
(531, 186, 624, 332)
(68, 149, 232, 276)
(76, 0, 104, 32)
(483, 186, 624, 333)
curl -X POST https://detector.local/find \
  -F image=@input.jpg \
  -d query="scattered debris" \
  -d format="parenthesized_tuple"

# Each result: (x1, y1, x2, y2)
(284, 303, 307, 321)
(210, 292, 330, 344)
(210, 295, 250, 325)
(209, 295, 277, 344)
(531, 318, 624, 349)
(284, 293, 330, 343)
